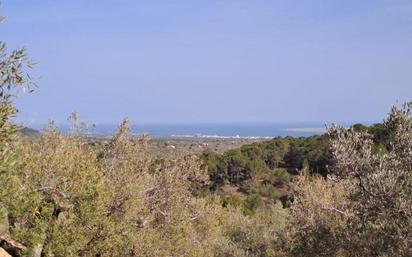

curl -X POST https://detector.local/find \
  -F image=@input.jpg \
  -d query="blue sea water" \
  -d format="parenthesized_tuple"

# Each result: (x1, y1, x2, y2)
(31, 123, 329, 138)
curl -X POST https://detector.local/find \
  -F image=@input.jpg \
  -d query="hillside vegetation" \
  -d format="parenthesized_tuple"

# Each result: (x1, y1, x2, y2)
(0, 16, 411, 257)
(200, 123, 391, 212)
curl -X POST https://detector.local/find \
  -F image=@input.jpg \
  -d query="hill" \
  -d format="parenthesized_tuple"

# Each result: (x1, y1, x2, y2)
(200, 122, 390, 211)
(18, 127, 40, 137)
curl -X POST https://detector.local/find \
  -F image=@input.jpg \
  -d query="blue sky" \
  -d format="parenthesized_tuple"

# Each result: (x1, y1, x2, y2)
(1, 0, 412, 125)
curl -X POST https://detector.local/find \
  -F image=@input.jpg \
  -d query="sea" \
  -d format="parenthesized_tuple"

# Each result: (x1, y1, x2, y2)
(30, 123, 332, 139)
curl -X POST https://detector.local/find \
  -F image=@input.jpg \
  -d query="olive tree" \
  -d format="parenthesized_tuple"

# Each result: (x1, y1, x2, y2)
(283, 102, 412, 257)
(0, 13, 35, 237)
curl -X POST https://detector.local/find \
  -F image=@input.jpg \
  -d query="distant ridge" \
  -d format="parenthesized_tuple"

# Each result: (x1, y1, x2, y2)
(18, 127, 40, 137)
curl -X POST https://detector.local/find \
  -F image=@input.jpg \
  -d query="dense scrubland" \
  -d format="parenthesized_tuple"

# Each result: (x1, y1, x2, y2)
(200, 122, 392, 211)
(1, 19, 411, 257)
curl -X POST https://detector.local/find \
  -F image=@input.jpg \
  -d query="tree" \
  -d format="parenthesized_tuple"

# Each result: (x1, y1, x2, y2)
(329, 102, 412, 256)
(283, 102, 412, 257)
(0, 14, 35, 255)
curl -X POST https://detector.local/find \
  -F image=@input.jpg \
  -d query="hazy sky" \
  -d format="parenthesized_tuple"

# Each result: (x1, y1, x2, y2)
(2, 0, 412, 125)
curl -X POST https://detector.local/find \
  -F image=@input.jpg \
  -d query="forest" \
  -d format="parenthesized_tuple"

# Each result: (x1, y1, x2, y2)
(0, 15, 411, 257)
(200, 123, 391, 211)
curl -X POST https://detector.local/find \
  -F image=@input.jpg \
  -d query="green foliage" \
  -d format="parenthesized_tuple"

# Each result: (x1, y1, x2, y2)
(221, 194, 244, 209)
(201, 135, 332, 210)
(0, 120, 292, 257)
(2, 9, 410, 257)
(0, 16, 289, 256)
(215, 203, 288, 257)
(282, 102, 412, 257)
(243, 194, 263, 215)
(201, 122, 396, 212)
(202, 135, 332, 185)
(280, 173, 349, 257)
(0, 25, 36, 243)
